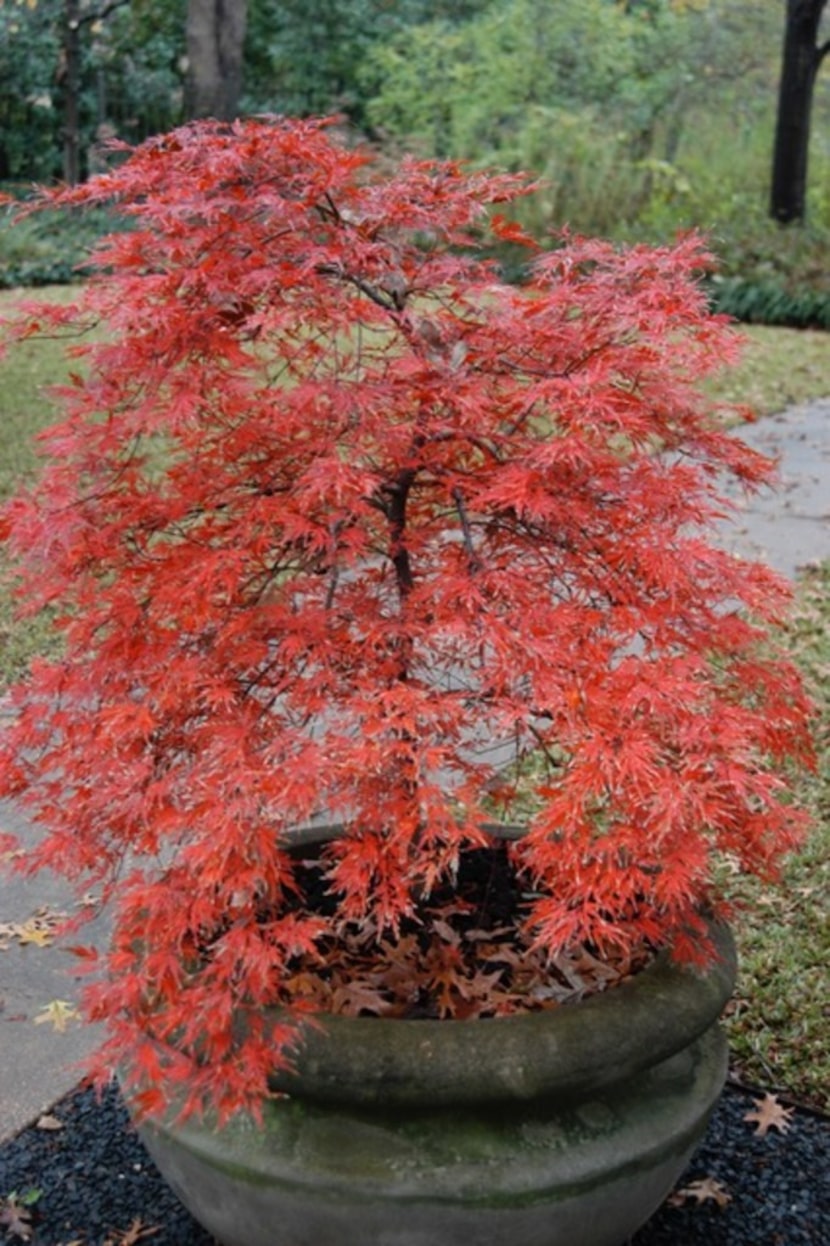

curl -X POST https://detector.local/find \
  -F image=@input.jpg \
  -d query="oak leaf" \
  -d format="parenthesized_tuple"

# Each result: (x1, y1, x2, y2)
(329, 979, 394, 1016)
(33, 999, 80, 1032)
(103, 1218, 159, 1245)
(669, 1176, 732, 1208)
(743, 1093, 795, 1137)
(13, 921, 54, 948)
(0, 1193, 36, 1242)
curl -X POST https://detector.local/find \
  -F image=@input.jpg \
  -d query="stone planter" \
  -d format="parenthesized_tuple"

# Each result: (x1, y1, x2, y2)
(132, 922, 736, 1246)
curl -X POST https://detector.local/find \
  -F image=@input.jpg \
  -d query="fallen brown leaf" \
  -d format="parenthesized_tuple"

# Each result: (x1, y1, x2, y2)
(743, 1093, 795, 1137)
(0, 1196, 34, 1242)
(668, 1175, 732, 1208)
(103, 1218, 159, 1245)
(35, 1112, 65, 1131)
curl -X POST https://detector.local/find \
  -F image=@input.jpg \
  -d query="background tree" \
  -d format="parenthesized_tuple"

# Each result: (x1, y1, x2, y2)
(0, 0, 184, 184)
(770, 0, 830, 223)
(0, 1, 60, 181)
(242, 1, 488, 127)
(361, 0, 779, 238)
(1, 0, 829, 328)
(185, 0, 248, 119)
(61, 0, 130, 185)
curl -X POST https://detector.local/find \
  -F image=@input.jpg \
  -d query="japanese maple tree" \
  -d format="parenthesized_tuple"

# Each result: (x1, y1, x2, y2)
(0, 118, 813, 1120)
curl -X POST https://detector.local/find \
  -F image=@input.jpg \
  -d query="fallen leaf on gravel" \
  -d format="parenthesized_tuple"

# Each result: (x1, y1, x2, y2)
(103, 1218, 159, 1244)
(33, 999, 80, 1032)
(668, 1175, 732, 1208)
(743, 1093, 795, 1137)
(0, 1194, 36, 1241)
(35, 1112, 65, 1131)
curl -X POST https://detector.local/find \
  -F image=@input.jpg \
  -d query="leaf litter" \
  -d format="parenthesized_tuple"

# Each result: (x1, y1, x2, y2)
(278, 844, 653, 1019)
(0, 907, 67, 951)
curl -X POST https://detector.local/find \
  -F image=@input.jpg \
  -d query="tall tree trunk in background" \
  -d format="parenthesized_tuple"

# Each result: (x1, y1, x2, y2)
(62, 0, 82, 184)
(60, 0, 129, 184)
(770, 0, 829, 224)
(185, 0, 249, 120)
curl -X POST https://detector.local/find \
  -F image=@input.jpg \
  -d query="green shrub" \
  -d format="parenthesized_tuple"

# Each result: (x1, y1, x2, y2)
(706, 276, 830, 329)
(0, 197, 124, 288)
(704, 211, 830, 327)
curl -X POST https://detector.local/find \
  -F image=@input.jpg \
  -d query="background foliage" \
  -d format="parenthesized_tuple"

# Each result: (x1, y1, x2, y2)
(0, 2, 829, 314)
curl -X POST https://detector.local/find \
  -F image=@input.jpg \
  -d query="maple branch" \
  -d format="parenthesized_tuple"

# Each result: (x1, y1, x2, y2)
(424, 428, 504, 466)
(315, 262, 402, 314)
(386, 470, 416, 602)
(525, 721, 566, 774)
(318, 193, 342, 224)
(453, 487, 481, 573)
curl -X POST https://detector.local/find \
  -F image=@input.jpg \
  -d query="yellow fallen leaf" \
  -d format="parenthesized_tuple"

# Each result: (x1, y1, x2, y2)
(33, 1000, 79, 1032)
(14, 921, 54, 948)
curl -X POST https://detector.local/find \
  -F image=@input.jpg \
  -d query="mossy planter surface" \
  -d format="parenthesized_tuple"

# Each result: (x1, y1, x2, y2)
(132, 923, 736, 1246)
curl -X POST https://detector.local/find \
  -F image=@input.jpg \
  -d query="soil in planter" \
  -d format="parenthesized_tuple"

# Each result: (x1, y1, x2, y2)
(266, 841, 654, 1021)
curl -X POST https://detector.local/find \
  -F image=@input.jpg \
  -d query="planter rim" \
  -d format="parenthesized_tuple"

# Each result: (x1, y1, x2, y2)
(269, 917, 737, 1107)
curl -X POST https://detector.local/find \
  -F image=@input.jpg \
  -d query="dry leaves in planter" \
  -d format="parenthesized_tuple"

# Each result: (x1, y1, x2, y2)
(278, 848, 653, 1019)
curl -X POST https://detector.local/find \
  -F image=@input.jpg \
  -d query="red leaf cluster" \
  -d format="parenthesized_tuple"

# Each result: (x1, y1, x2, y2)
(0, 117, 813, 1121)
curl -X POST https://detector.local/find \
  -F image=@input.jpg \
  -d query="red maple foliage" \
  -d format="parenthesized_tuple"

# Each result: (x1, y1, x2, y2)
(0, 118, 814, 1121)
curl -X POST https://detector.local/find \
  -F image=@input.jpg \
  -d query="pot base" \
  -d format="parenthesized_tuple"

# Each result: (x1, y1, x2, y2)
(136, 1024, 727, 1246)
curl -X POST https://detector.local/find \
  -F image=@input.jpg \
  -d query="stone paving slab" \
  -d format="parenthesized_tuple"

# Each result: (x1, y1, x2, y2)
(0, 401, 828, 1143)
(720, 398, 830, 579)
(0, 798, 108, 1140)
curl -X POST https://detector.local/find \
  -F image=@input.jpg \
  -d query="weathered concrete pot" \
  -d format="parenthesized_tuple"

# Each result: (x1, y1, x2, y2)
(133, 922, 736, 1246)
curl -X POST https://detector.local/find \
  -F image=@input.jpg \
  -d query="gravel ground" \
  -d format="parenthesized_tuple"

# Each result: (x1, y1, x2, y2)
(0, 1080, 827, 1246)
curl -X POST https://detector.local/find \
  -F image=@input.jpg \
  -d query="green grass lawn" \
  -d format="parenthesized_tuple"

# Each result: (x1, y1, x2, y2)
(0, 285, 82, 499)
(723, 564, 830, 1111)
(0, 285, 828, 1109)
(708, 323, 830, 417)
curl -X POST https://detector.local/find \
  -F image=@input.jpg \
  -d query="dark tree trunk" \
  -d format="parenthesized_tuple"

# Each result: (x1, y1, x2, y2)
(62, 0, 82, 185)
(185, 0, 249, 120)
(60, 0, 129, 185)
(770, 0, 829, 224)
